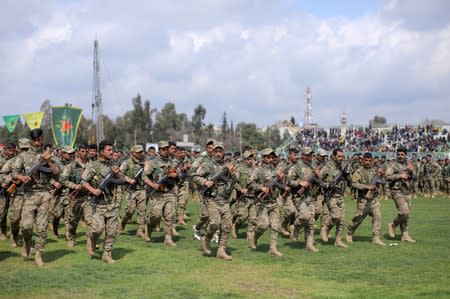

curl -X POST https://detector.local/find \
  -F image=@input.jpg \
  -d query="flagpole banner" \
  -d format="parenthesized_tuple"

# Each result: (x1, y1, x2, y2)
(51, 106, 83, 147)
(22, 111, 45, 130)
(2, 115, 20, 133)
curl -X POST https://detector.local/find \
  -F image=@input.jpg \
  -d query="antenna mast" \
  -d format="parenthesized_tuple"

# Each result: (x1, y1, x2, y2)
(304, 87, 312, 129)
(92, 40, 104, 146)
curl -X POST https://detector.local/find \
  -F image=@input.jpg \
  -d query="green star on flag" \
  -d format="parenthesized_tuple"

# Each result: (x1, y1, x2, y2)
(2, 115, 20, 133)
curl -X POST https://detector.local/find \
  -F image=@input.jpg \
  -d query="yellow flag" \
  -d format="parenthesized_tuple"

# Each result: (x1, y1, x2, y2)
(22, 111, 45, 130)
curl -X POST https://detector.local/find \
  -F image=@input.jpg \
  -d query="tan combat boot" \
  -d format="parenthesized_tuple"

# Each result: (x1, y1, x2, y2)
(269, 241, 283, 257)
(247, 232, 256, 249)
(216, 246, 232, 261)
(172, 226, 180, 237)
(346, 234, 353, 243)
(67, 239, 75, 247)
(231, 223, 238, 239)
(34, 251, 44, 268)
(387, 223, 396, 238)
(86, 237, 96, 257)
(178, 215, 187, 226)
(334, 237, 348, 248)
(289, 225, 299, 242)
(22, 240, 31, 258)
(280, 225, 290, 237)
(320, 226, 328, 243)
(372, 236, 387, 246)
(401, 231, 416, 243)
(164, 235, 177, 247)
(136, 230, 146, 239)
(306, 236, 319, 253)
(201, 236, 212, 256)
(102, 251, 117, 264)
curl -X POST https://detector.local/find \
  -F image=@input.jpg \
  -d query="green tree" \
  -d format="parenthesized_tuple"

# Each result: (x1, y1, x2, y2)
(153, 102, 187, 141)
(191, 104, 206, 144)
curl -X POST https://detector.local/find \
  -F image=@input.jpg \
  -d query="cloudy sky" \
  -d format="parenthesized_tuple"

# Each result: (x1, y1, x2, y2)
(1, 0, 449, 127)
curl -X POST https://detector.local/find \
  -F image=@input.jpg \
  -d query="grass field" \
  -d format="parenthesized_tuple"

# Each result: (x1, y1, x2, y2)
(0, 196, 449, 299)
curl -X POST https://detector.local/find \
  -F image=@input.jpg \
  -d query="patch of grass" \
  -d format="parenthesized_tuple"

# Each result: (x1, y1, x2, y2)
(0, 196, 449, 298)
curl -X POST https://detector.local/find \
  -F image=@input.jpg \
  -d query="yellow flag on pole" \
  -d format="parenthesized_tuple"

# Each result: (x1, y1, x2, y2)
(22, 111, 45, 130)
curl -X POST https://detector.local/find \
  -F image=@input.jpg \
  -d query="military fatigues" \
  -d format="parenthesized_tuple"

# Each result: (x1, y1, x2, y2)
(319, 159, 350, 247)
(61, 158, 88, 245)
(119, 156, 147, 236)
(232, 161, 256, 239)
(174, 157, 190, 225)
(48, 156, 66, 237)
(0, 154, 14, 238)
(143, 154, 180, 246)
(288, 159, 320, 251)
(81, 158, 125, 256)
(347, 165, 385, 245)
(191, 153, 213, 234)
(194, 157, 237, 259)
(248, 162, 284, 256)
(276, 160, 297, 236)
(423, 159, 440, 197)
(385, 159, 416, 242)
(11, 146, 59, 265)
(443, 162, 450, 197)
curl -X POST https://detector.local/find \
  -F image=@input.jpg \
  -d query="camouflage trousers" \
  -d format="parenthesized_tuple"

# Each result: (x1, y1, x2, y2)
(277, 195, 296, 229)
(87, 202, 120, 252)
(8, 194, 24, 241)
(232, 197, 257, 233)
(445, 178, 450, 196)
(348, 199, 382, 237)
(424, 175, 436, 196)
(0, 194, 10, 235)
(148, 191, 176, 237)
(21, 190, 51, 253)
(177, 180, 189, 217)
(205, 198, 232, 247)
(122, 189, 147, 233)
(391, 191, 412, 233)
(65, 195, 88, 241)
(48, 194, 68, 235)
(255, 201, 280, 243)
(324, 196, 345, 237)
(314, 194, 324, 220)
(194, 193, 210, 230)
(293, 198, 316, 238)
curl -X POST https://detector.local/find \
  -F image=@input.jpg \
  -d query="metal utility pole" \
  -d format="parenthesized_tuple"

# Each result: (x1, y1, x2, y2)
(304, 87, 312, 129)
(92, 40, 105, 147)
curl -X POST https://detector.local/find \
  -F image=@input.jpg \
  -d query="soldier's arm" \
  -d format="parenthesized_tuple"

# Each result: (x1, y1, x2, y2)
(192, 163, 210, 187)
(142, 160, 159, 189)
(61, 164, 78, 189)
(384, 165, 402, 182)
(351, 169, 368, 191)
(81, 163, 101, 196)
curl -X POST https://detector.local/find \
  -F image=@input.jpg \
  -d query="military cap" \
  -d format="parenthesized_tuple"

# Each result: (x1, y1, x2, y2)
(317, 149, 328, 156)
(158, 141, 169, 148)
(18, 138, 30, 149)
(212, 142, 224, 150)
(301, 147, 314, 155)
(261, 148, 275, 156)
(192, 146, 201, 153)
(289, 145, 299, 152)
(61, 146, 75, 154)
(206, 139, 216, 145)
(131, 145, 144, 153)
(243, 151, 254, 159)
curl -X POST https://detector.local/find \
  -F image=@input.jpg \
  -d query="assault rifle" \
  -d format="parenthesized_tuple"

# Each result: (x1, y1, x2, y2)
(297, 173, 325, 196)
(325, 160, 352, 197)
(365, 174, 386, 200)
(152, 160, 185, 193)
(15, 146, 59, 193)
(200, 165, 234, 197)
(98, 155, 128, 196)
(258, 174, 290, 201)
(126, 167, 144, 192)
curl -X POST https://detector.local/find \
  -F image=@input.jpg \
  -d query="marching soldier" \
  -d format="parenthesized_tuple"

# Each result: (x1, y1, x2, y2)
(194, 142, 237, 260)
(82, 140, 133, 263)
(346, 152, 387, 246)
(385, 147, 417, 243)
(0, 143, 17, 240)
(119, 144, 149, 241)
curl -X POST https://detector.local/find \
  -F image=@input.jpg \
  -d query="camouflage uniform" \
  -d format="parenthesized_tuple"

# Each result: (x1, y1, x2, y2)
(61, 157, 88, 245)
(231, 158, 256, 239)
(174, 156, 189, 225)
(143, 153, 179, 246)
(0, 153, 13, 238)
(385, 158, 416, 242)
(287, 159, 320, 252)
(11, 145, 59, 265)
(1, 156, 23, 246)
(81, 158, 124, 256)
(48, 156, 66, 237)
(193, 152, 237, 259)
(319, 159, 350, 247)
(276, 159, 297, 236)
(248, 156, 284, 256)
(423, 159, 440, 197)
(312, 157, 327, 222)
(119, 155, 147, 237)
(443, 160, 450, 197)
(191, 153, 213, 236)
(347, 165, 386, 245)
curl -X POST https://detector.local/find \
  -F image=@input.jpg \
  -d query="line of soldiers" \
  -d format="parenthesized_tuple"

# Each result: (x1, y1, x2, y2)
(1, 130, 449, 267)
